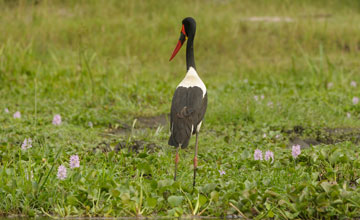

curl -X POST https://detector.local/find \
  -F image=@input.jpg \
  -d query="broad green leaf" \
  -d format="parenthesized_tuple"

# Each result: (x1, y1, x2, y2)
(267, 210, 274, 218)
(120, 192, 130, 202)
(202, 183, 217, 193)
(66, 195, 78, 206)
(110, 188, 120, 198)
(138, 152, 148, 158)
(199, 194, 208, 207)
(210, 191, 219, 202)
(158, 179, 174, 188)
(146, 197, 157, 208)
(168, 195, 183, 207)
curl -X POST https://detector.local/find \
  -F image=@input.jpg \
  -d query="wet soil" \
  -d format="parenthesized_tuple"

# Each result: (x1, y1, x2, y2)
(136, 114, 168, 128)
(114, 140, 160, 153)
(285, 126, 360, 148)
(98, 115, 167, 154)
(93, 140, 161, 154)
(103, 114, 360, 151)
(105, 114, 168, 135)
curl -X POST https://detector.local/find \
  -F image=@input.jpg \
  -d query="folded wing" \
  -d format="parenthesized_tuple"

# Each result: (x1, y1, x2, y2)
(168, 86, 208, 148)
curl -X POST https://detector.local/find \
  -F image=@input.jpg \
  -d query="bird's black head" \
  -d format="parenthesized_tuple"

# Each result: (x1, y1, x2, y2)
(182, 17, 196, 39)
(169, 17, 197, 61)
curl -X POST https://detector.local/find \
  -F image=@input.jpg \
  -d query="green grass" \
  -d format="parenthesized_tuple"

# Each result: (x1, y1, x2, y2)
(1, 0, 360, 218)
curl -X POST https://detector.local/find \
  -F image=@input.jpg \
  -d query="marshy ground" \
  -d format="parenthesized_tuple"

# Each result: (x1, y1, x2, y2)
(1, 0, 360, 218)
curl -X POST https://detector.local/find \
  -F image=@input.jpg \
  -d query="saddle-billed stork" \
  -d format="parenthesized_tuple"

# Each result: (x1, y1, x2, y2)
(168, 17, 207, 187)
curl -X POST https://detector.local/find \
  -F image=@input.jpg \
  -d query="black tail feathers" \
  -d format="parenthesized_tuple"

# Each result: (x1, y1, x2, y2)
(168, 120, 192, 148)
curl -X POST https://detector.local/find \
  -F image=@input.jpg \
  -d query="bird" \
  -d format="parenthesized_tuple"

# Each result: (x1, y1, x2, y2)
(168, 17, 207, 187)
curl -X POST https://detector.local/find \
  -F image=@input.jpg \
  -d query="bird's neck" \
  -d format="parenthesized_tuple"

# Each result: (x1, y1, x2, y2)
(186, 37, 196, 71)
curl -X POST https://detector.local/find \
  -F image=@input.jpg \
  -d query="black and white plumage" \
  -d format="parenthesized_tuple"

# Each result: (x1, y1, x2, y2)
(168, 67, 207, 148)
(168, 17, 207, 187)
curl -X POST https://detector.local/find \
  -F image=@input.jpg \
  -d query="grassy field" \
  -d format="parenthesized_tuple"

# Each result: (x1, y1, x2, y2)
(1, 0, 360, 218)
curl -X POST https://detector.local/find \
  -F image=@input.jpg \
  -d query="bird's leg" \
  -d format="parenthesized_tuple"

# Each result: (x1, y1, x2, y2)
(193, 132, 199, 187)
(174, 145, 180, 181)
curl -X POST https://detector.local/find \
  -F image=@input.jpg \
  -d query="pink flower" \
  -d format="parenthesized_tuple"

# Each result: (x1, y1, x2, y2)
(261, 95, 265, 100)
(254, 149, 263, 160)
(353, 97, 359, 105)
(292, 144, 301, 159)
(13, 111, 21, 119)
(265, 150, 274, 163)
(254, 95, 259, 101)
(57, 165, 67, 180)
(21, 138, 32, 150)
(263, 133, 267, 138)
(347, 112, 351, 118)
(275, 134, 281, 139)
(267, 101, 273, 107)
(351, 81, 357, 87)
(4, 108, 9, 113)
(218, 170, 226, 176)
(69, 155, 80, 169)
(52, 114, 62, 125)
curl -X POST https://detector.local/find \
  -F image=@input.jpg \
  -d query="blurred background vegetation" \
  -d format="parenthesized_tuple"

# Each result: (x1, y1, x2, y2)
(1, 1, 360, 218)
(1, 0, 360, 127)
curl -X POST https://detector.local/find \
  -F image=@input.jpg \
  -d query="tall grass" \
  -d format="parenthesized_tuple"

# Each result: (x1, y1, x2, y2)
(1, 0, 360, 218)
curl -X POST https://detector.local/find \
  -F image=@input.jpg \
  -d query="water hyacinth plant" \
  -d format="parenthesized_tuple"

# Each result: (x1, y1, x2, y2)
(264, 150, 274, 163)
(69, 155, 80, 169)
(21, 138, 32, 151)
(352, 97, 359, 105)
(52, 114, 62, 125)
(57, 165, 67, 180)
(254, 149, 263, 160)
(292, 145, 301, 159)
(218, 170, 226, 176)
(1, 1, 360, 219)
(13, 111, 21, 119)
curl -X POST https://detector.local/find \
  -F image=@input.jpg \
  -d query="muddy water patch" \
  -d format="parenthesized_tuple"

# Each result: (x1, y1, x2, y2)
(93, 140, 161, 154)
(285, 126, 360, 149)
(104, 114, 169, 136)
(136, 114, 168, 128)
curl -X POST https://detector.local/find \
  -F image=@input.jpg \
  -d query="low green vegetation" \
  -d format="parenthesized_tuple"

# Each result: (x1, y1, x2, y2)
(1, 0, 360, 218)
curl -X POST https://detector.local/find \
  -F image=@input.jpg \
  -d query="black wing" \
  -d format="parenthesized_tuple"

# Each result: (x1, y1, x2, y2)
(168, 86, 207, 148)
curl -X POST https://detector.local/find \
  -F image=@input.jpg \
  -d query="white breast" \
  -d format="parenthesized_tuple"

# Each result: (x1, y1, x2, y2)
(177, 67, 207, 97)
